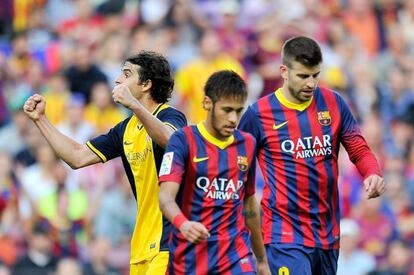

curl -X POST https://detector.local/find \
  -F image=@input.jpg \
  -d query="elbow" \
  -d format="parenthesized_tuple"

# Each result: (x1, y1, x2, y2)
(66, 154, 85, 170)
(158, 192, 166, 214)
(67, 161, 82, 170)
(158, 190, 172, 215)
(159, 127, 175, 149)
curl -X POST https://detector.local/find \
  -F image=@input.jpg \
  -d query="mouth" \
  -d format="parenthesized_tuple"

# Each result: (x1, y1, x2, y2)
(223, 126, 236, 132)
(301, 89, 314, 96)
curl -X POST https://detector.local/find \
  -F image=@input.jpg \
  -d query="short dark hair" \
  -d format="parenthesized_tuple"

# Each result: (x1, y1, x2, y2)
(124, 51, 174, 103)
(282, 36, 323, 68)
(204, 70, 247, 103)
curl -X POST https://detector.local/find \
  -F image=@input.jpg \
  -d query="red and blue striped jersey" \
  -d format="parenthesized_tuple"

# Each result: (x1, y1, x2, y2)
(238, 87, 381, 249)
(159, 122, 257, 274)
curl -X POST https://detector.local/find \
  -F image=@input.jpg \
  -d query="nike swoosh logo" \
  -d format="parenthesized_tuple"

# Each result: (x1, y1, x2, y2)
(273, 121, 288, 130)
(193, 156, 209, 163)
(123, 141, 133, 146)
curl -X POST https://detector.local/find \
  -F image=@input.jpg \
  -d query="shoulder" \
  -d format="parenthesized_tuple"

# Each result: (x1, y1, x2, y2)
(171, 125, 193, 139)
(318, 86, 343, 100)
(112, 115, 133, 133)
(317, 86, 348, 106)
(235, 129, 256, 144)
(157, 104, 187, 119)
(250, 92, 276, 112)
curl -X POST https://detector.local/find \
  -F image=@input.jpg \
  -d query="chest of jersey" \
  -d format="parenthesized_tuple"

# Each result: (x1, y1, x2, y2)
(259, 100, 340, 161)
(123, 120, 154, 170)
(187, 141, 249, 202)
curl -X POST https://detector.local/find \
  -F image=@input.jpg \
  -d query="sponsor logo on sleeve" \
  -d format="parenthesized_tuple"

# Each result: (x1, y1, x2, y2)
(159, 152, 174, 176)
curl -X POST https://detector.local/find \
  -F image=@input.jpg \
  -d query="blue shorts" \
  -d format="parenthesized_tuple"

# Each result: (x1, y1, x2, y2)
(266, 243, 339, 275)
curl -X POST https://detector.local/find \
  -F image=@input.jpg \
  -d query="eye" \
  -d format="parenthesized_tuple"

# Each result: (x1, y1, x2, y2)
(313, 72, 320, 78)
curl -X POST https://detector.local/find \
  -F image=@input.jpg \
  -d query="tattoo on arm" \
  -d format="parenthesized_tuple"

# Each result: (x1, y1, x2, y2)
(244, 210, 257, 219)
(256, 255, 264, 262)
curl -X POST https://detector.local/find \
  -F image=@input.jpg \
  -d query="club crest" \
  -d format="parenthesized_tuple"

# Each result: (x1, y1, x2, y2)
(317, 111, 331, 126)
(237, 156, 248, 171)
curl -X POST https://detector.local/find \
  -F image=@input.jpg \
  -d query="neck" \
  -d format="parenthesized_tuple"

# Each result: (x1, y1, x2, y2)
(281, 84, 298, 104)
(139, 94, 159, 113)
(203, 120, 228, 141)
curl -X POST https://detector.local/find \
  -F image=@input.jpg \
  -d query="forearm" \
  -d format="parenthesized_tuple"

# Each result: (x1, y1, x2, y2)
(158, 187, 185, 223)
(34, 116, 99, 169)
(130, 101, 174, 148)
(343, 135, 381, 178)
(244, 196, 267, 263)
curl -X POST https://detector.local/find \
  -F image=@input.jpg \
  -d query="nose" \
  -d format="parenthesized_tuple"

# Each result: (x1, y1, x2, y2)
(228, 111, 238, 125)
(307, 77, 319, 89)
(115, 75, 123, 85)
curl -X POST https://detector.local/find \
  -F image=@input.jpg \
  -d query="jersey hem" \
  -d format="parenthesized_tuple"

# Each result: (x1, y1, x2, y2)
(129, 250, 169, 264)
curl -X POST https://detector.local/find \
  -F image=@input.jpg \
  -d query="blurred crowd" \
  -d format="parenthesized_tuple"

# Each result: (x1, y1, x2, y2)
(0, 0, 413, 274)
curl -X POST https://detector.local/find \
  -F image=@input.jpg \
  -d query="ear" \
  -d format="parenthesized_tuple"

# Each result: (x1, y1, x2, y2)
(202, 96, 212, 111)
(141, 79, 152, 93)
(280, 64, 288, 81)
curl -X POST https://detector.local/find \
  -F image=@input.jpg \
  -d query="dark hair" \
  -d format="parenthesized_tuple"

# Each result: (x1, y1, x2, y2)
(124, 51, 174, 103)
(282, 36, 323, 68)
(204, 70, 247, 103)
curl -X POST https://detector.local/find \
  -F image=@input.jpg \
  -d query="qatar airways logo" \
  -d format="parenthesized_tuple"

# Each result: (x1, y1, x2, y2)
(281, 134, 332, 159)
(196, 177, 243, 200)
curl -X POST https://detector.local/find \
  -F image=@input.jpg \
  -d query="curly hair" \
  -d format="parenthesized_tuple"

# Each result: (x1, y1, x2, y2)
(124, 51, 174, 103)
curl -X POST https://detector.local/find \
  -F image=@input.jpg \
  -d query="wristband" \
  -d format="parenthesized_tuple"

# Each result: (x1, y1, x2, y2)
(173, 213, 188, 229)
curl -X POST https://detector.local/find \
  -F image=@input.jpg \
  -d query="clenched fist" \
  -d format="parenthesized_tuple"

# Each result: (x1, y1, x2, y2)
(112, 84, 138, 110)
(23, 94, 46, 121)
(179, 220, 210, 244)
(364, 174, 386, 199)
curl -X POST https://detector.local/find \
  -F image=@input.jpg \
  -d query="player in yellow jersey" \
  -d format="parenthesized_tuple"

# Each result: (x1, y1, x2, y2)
(23, 51, 187, 274)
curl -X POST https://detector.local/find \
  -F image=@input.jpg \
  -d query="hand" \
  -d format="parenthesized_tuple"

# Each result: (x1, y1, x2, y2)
(112, 84, 138, 110)
(256, 260, 271, 275)
(364, 174, 385, 199)
(23, 93, 46, 121)
(179, 221, 210, 243)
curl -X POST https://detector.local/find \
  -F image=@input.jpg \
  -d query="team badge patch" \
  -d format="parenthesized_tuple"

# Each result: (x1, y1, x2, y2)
(317, 111, 332, 126)
(237, 156, 248, 171)
(159, 152, 174, 176)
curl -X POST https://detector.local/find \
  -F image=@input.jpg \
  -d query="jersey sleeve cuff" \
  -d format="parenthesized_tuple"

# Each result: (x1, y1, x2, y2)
(164, 122, 177, 131)
(86, 141, 107, 162)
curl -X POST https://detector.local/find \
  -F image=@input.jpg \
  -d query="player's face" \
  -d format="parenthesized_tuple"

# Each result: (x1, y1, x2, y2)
(115, 62, 145, 100)
(281, 61, 321, 104)
(208, 96, 245, 139)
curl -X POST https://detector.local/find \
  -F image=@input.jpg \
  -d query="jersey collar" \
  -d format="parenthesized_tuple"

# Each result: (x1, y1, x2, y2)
(197, 122, 234, 150)
(275, 88, 313, 111)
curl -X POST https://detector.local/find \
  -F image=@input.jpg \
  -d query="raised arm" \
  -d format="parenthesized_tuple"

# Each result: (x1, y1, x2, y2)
(112, 84, 175, 148)
(244, 195, 271, 275)
(158, 181, 210, 243)
(23, 94, 101, 169)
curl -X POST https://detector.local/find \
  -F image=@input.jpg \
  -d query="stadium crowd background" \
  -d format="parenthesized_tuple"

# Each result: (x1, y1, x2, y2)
(0, 0, 413, 274)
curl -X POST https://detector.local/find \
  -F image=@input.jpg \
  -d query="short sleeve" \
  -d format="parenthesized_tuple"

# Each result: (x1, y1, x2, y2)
(86, 118, 128, 162)
(238, 106, 262, 149)
(158, 129, 188, 184)
(157, 107, 187, 131)
(153, 107, 187, 171)
(244, 135, 257, 197)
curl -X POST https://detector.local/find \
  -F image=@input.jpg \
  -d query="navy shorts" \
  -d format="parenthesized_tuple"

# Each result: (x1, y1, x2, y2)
(266, 243, 339, 275)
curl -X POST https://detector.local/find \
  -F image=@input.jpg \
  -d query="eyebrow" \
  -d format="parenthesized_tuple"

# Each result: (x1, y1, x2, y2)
(122, 68, 133, 73)
(297, 71, 320, 77)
